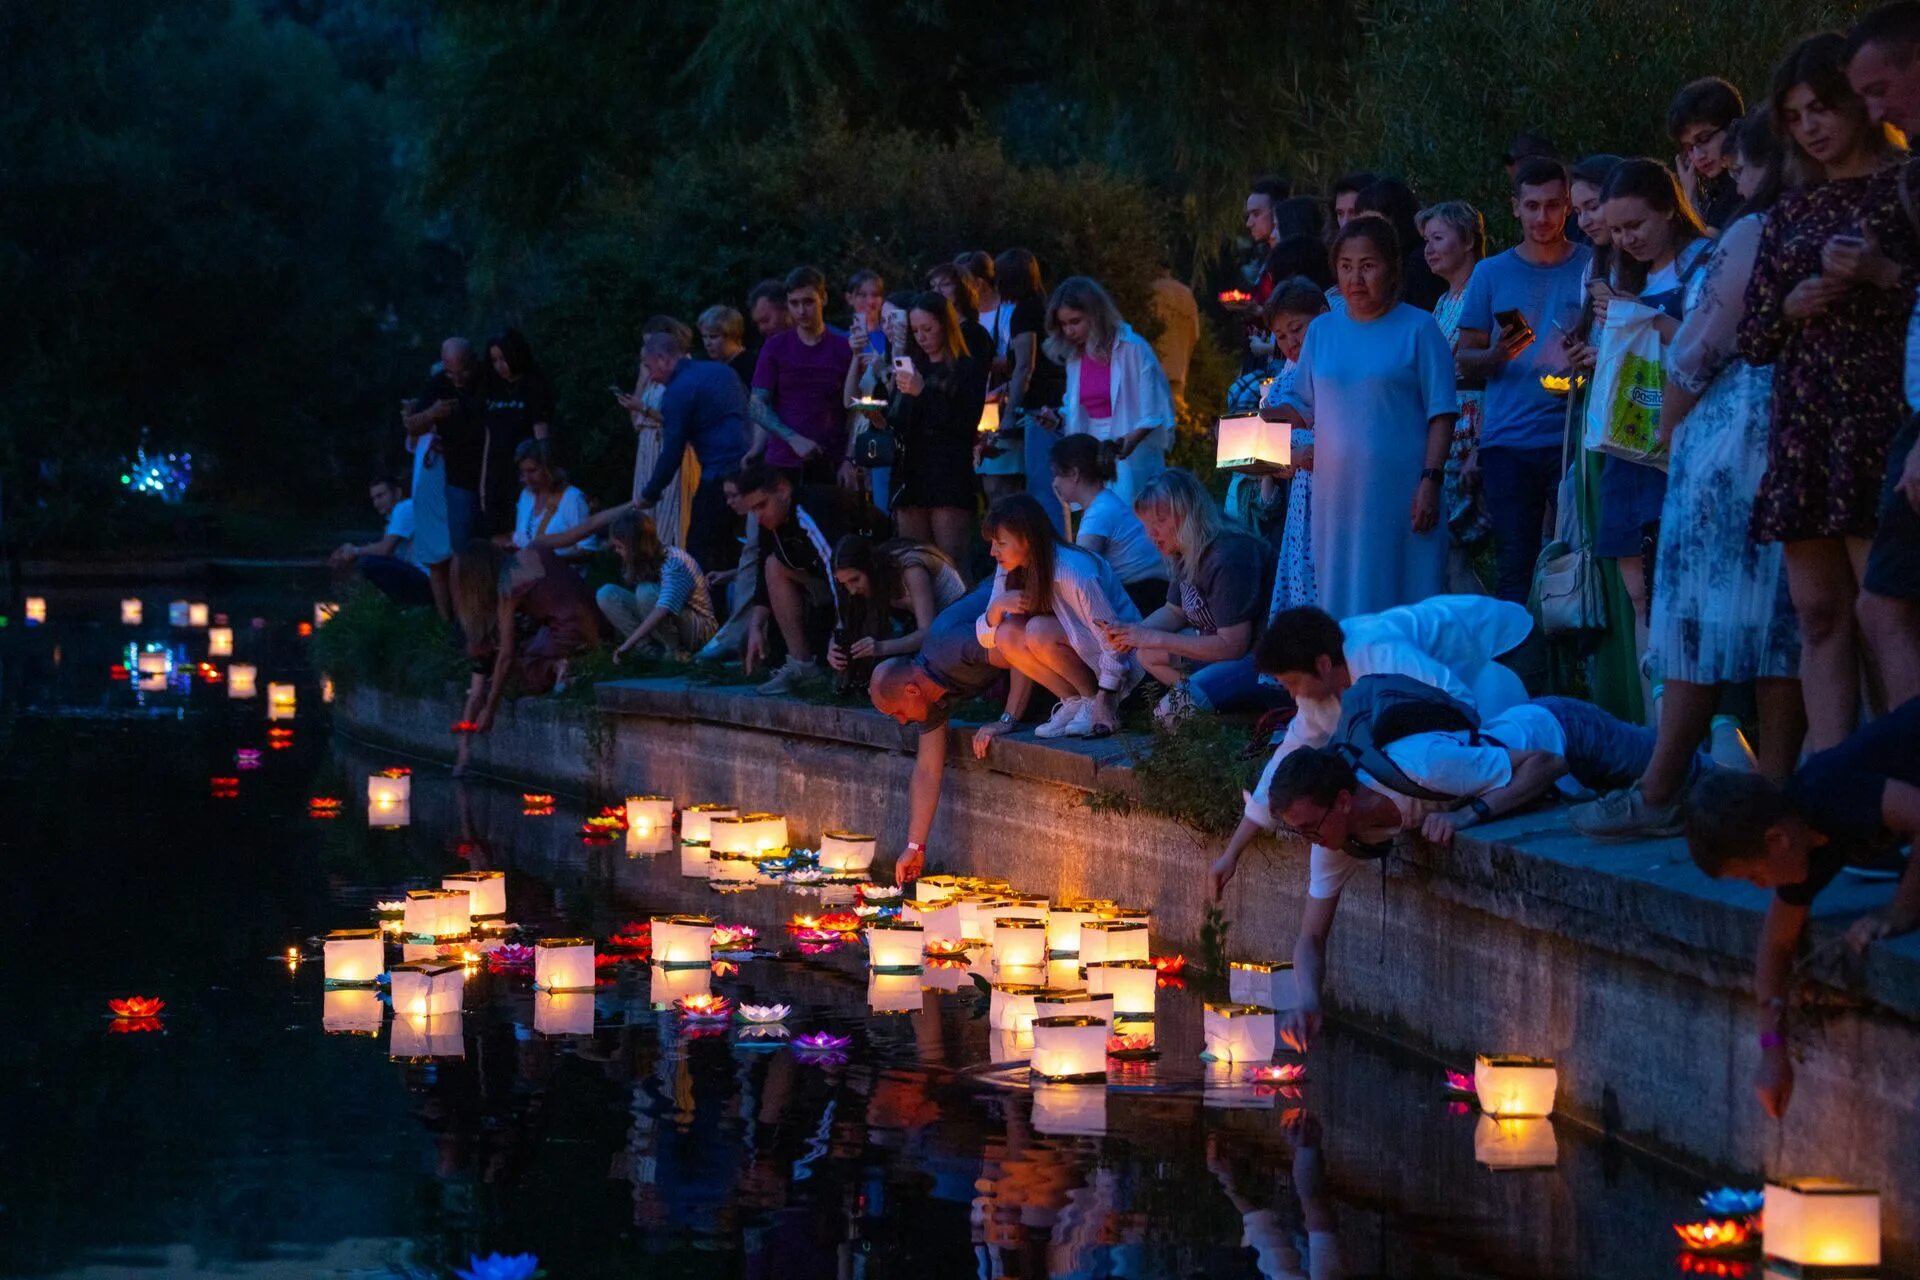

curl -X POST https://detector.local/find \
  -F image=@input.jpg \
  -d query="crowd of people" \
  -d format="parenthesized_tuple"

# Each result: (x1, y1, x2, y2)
(344, 6, 1920, 1125)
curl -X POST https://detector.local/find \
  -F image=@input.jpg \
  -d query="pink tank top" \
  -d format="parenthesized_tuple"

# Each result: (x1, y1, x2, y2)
(1078, 355, 1114, 420)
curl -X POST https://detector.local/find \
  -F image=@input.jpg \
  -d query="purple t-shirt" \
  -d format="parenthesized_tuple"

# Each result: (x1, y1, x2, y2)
(752, 326, 854, 469)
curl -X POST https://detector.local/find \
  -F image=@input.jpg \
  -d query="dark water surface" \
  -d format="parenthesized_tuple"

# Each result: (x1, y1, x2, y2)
(1, 588, 1739, 1279)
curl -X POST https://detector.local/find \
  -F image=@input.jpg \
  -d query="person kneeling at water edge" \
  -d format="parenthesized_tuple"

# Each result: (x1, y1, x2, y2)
(1684, 696, 1920, 1119)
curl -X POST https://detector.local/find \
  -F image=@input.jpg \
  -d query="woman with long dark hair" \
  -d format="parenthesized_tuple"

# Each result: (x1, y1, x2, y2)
(596, 510, 718, 661)
(1048, 432, 1168, 613)
(825, 535, 968, 680)
(887, 290, 987, 575)
(482, 328, 555, 533)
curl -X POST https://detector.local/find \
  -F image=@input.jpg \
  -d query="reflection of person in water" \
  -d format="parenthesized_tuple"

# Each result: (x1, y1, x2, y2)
(1208, 1117, 1342, 1280)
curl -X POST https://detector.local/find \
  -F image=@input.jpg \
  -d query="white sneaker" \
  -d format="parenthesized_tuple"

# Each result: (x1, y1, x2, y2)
(1060, 699, 1100, 737)
(757, 657, 820, 697)
(1033, 698, 1086, 739)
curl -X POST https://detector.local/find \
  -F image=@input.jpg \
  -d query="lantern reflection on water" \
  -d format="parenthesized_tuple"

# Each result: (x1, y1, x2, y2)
(1085, 960, 1158, 1016)
(1473, 1115, 1558, 1170)
(533, 937, 595, 992)
(207, 626, 233, 657)
(442, 871, 505, 919)
(322, 987, 384, 1035)
(1030, 1016, 1110, 1082)
(649, 962, 710, 1007)
(266, 683, 296, 720)
(1762, 1178, 1880, 1267)
(533, 990, 594, 1037)
(322, 929, 385, 985)
(867, 970, 923, 1015)
(1032, 1083, 1107, 1137)
(389, 960, 464, 1017)
(390, 1012, 464, 1060)
(1474, 1054, 1557, 1118)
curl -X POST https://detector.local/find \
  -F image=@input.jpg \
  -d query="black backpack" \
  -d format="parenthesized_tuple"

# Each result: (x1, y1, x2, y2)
(1328, 674, 1483, 803)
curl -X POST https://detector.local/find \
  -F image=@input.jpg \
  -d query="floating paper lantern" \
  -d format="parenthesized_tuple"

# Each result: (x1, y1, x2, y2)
(322, 987, 384, 1035)
(442, 871, 505, 919)
(903, 897, 962, 941)
(121, 598, 143, 625)
(866, 920, 925, 971)
(1047, 957, 1088, 991)
(1473, 1116, 1558, 1170)
(168, 600, 190, 626)
(390, 960, 464, 1017)
(390, 1011, 464, 1060)
(137, 648, 171, 676)
(188, 602, 209, 628)
(1763, 1178, 1880, 1267)
(915, 874, 963, 905)
(403, 889, 470, 938)
(533, 990, 593, 1036)
(1046, 900, 1114, 953)
(709, 812, 788, 855)
(1031, 1016, 1110, 1081)
(24, 597, 46, 625)
(679, 803, 736, 846)
(989, 982, 1057, 1032)
(368, 769, 411, 809)
(1474, 1054, 1557, 1118)
(1079, 920, 1149, 966)
(990, 1027, 1034, 1062)
(993, 962, 1047, 989)
(1229, 960, 1297, 1009)
(369, 798, 411, 829)
(651, 914, 715, 965)
(207, 626, 233, 657)
(1036, 990, 1113, 1025)
(957, 894, 1010, 941)
(1032, 1083, 1107, 1137)
(649, 962, 710, 1007)
(1216, 413, 1291, 472)
(1086, 960, 1158, 1016)
(322, 929, 385, 985)
(993, 918, 1049, 969)
(533, 937, 595, 992)
(819, 830, 877, 873)
(624, 794, 673, 839)
(267, 683, 296, 720)
(228, 663, 257, 698)
(626, 825, 673, 856)
(314, 602, 339, 628)
(868, 970, 923, 1014)
(679, 843, 712, 878)
(1203, 1003, 1276, 1063)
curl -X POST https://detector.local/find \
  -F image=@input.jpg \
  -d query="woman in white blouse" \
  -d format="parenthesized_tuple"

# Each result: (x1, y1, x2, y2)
(510, 439, 596, 559)
(1041, 276, 1177, 504)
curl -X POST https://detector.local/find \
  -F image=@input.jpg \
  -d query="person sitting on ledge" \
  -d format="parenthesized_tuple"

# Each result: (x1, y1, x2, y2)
(597, 511, 718, 663)
(331, 474, 433, 608)
(826, 535, 969, 691)
(1264, 687, 1714, 1053)
(1209, 596, 1533, 900)
(1684, 696, 1920, 1118)
(733, 463, 885, 696)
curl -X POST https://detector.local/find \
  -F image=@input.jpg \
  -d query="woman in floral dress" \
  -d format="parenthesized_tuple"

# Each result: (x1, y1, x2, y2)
(1258, 279, 1331, 612)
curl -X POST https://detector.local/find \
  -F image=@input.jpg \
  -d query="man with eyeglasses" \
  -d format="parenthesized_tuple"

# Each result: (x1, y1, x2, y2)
(1667, 77, 1746, 231)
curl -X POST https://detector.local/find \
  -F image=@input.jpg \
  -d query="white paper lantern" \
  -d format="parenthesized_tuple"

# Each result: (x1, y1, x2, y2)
(400, 942, 443, 963)
(989, 982, 1057, 1032)
(1031, 1015, 1110, 1081)
(976, 399, 1002, 436)
(903, 898, 962, 942)
(993, 962, 1047, 989)
(957, 894, 1010, 941)
(442, 871, 505, 919)
(1763, 1178, 1880, 1267)
(1079, 920, 1149, 966)
(369, 798, 411, 829)
(1203, 1003, 1276, 1063)
(819, 830, 877, 873)
(627, 826, 674, 856)
(1032, 1083, 1107, 1136)
(121, 598, 143, 625)
(1036, 990, 1113, 1025)
(1473, 1116, 1559, 1170)
(168, 600, 191, 627)
(323, 928, 385, 984)
(623, 795, 674, 840)
(993, 918, 1049, 969)
(390, 1011, 464, 1059)
(1086, 960, 1158, 1016)
(1047, 957, 1088, 991)
(533, 937, 595, 992)
(709, 812, 788, 855)
(207, 626, 233, 657)
(533, 991, 594, 1037)
(267, 683, 297, 721)
(188, 602, 210, 628)
(1474, 1055, 1557, 1118)
(652, 914, 715, 966)
(915, 874, 963, 905)
(649, 962, 710, 1007)
(981, 896, 1049, 934)
(368, 771, 411, 808)
(1046, 900, 1114, 954)
(390, 960, 464, 1017)
(990, 1027, 1034, 1063)
(1215, 412, 1292, 472)
(866, 921, 925, 971)
(1229, 961, 1297, 1009)
(867, 970, 923, 1015)
(679, 803, 736, 845)
(228, 663, 257, 698)
(403, 889, 470, 938)
(24, 597, 46, 624)
(322, 987, 384, 1035)
(314, 601, 339, 628)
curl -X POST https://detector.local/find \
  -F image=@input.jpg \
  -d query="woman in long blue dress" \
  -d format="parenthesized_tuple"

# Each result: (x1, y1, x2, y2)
(1268, 216, 1458, 618)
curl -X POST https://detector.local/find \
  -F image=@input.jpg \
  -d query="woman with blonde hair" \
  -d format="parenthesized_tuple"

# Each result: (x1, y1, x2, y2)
(1419, 199, 1492, 587)
(1041, 276, 1177, 504)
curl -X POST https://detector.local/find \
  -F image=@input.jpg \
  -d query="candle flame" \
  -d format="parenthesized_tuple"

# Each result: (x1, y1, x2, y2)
(1673, 1219, 1752, 1251)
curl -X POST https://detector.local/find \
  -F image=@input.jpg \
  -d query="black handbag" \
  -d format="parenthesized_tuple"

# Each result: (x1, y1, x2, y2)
(850, 426, 896, 468)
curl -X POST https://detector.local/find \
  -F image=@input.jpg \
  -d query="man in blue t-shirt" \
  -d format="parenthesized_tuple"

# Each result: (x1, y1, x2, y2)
(1456, 158, 1593, 604)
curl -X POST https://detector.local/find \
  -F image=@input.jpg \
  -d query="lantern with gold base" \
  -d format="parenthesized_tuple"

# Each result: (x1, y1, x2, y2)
(1215, 413, 1292, 473)
(266, 683, 296, 720)
(442, 871, 506, 919)
(652, 914, 715, 966)
(1047, 957, 1087, 991)
(390, 960, 464, 1017)
(1762, 1178, 1880, 1268)
(990, 982, 1059, 1032)
(903, 897, 962, 942)
(867, 970, 924, 1015)
(679, 803, 735, 845)
(1229, 960, 1297, 1009)
(1036, 990, 1113, 1025)
(623, 794, 673, 841)
(710, 812, 788, 856)
(403, 889, 470, 939)
(956, 893, 1010, 942)
(1474, 1054, 1557, 1118)
(368, 769, 411, 809)
(1079, 920, 1149, 966)
(323, 929, 385, 985)
(1030, 1015, 1110, 1082)
(533, 937, 595, 992)
(1202, 1003, 1276, 1063)
(992, 918, 1049, 970)
(915, 874, 964, 905)
(1031, 1083, 1107, 1137)
(1086, 959, 1158, 1017)
(820, 831, 877, 873)
(1046, 900, 1114, 954)
(866, 920, 925, 971)
(990, 1027, 1034, 1063)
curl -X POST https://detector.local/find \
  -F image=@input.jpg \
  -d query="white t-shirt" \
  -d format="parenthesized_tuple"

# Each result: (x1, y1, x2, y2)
(382, 499, 425, 571)
(513, 486, 597, 552)
(1076, 487, 1164, 585)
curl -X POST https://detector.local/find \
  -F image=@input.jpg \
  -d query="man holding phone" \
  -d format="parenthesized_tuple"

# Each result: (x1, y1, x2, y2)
(1455, 157, 1592, 607)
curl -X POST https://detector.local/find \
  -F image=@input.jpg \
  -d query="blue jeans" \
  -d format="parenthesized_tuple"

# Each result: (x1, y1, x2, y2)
(445, 485, 480, 550)
(359, 556, 434, 608)
(1186, 653, 1290, 715)
(1535, 696, 1707, 791)
(1478, 444, 1562, 604)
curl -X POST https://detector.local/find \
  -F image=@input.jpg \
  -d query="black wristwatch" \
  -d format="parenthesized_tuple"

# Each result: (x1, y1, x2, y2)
(1419, 467, 1444, 484)
(1468, 798, 1492, 820)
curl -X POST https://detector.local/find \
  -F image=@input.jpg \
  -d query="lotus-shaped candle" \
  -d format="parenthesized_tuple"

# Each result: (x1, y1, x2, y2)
(738, 1023, 790, 1043)
(454, 1253, 541, 1280)
(522, 793, 554, 806)
(926, 956, 969, 970)
(236, 748, 261, 769)
(1673, 1218, 1753, 1252)
(109, 996, 166, 1019)
(1151, 954, 1187, 974)
(1444, 1068, 1475, 1094)
(1107, 1032, 1156, 1059)
(607, 923, 652, 949)
(710, 924, 757, 951)
(783, 868, 830, 884)
(485, 944, 536, 973)
(859, 884, 903, 904)
(924, 937, 972, 958)
(1156, 974, 1186, 991)
(377, 767, 411, 779)
(309, 796, 343, 811)
(1698, 1187, 1764, 1217)
(594, 953, 625, 970)
(676, 993, 733, 1021)
(1253, 1063, 1306, 1084)
(373, 899, 406, 916)
(210, 777, 239, 797)
(795, 937, 846, 955)
(738, 1002, 792, 1024)
(793, 1030, 852, 1062)
(710, 960, 739, 978)
(1218, 288, 1252, 305)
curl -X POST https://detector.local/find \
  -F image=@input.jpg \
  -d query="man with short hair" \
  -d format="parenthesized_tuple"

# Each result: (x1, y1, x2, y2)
(747, 278, 791, 341)
(636, 331, 749, 576)
(734, 463, 885, 694)
(331, 476, 432, 607)
(1667, 77, 1746, 230)
(1500, 130, 1557, 181)
(1328, 171, 1377, 230)
(1456, 158, 1593, 605)
(749, 266, 854, 486)
(1685, 697, 1920, 1118)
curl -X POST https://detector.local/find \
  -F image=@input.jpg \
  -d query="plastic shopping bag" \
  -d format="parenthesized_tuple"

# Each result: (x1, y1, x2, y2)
(1582, 298, 1668, 469)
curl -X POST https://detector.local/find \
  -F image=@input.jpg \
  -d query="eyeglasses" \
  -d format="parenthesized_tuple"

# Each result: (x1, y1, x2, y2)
(1683, 126, 1726, 156)
(1278, 804, 1336, 844)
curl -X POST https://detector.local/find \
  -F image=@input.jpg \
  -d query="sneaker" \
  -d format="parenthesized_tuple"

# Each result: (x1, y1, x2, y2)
(1154, 682, 1195, 726)
(1061, 699, 1101, 738)
(756, 657, 820, 697)
(1033, 697, 1087, 739)
(1567, 785, 1684, 841)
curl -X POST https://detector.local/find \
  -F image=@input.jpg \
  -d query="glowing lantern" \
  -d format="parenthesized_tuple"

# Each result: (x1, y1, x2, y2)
(228, 664, 257, 698)
(533, 991, 593, 1037)
(188, 602, 209, 628)
(442, 871, 505, 919)
(1474, 1054, 1557, 1118)
(981, 896, 1050, 932)
(993, 918, 1049, 969)
(679, 803, 736, 846)
(651, 914, 714, 965)
(389, 960, 464, 1017)
(1086, 960, 1158, 1016)
(267, 683, 296, 720)
(624, 795, 673, 839)
(402, 890, 470, 938)
(137, 649, 171, 676)
(866, 920, 925, 971)
(993, 963, 1047, 988)
(1229, 960, 1297, 1009)
(990, 1027, 1034, 1062)
(1032, 1083, 1106, 1137)
(976, 399, 1001, 437)
(989, 982, 1057, 1032)
(903, 898, 961, 940)
(1473, 1116, 1558, 1170)
(1763, 1178, 1880, 1267)
(867, 970, 923, 1014)
(314, 602, 339, 628)
(322, 928, 385, 985)
(24, 597, 46, 624)
(627, 824, 673, 856)
(322, 987, 384, 1035)
(1036, 990, 1113, 1025)
(679, 843, 711, 878)
(1047, 957, 1088, 991)
(1674, 1220, 1753, 1253)
(207, 626, 233, 657)
(957, 894, 1010, 941)
(915, 874, 963, 904)
(1046, 900, 1113, 953)
(369, 798, 410, 829)
(649, 962, 710, 1007)
(168, 600, 190, 626)
(1216, 413, 1291, 472)
(709, 812, 788, 855)
(121, 598, 143, 625)
(390, 1012, 464, 1060)
(532, 937, 594, 992)
(321, 675, 334, 703)
(1079, 920, 1149, 966)
(1203, 1003, 1276, 1063)
(368, 769, 411, 811)
(819, 830, 877, 873)
(1030, 1016, 1110, 1081)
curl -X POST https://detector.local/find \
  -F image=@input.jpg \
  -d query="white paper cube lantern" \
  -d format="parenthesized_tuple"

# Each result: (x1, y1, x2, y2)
(957, 894, 1009, 941)
(867, 970, 924, 1015)
(866, 921, 925, 970)
(1203, 1003, 1276, 1063)
(1046, 901, 1114, 953)
(1229, 961, 1297, 1009)
(136, 649, 171, 676)
(993, 962, 1047, 989)
(1031, 1016, 1110, 1081)
(1474, 1055, 1557, 1118)
(1047, 957, 1088, 991)
(368, 770, 411, 808)
(24, 597, 46, 624)
(1473, 1116, 1559, 1170)
(1032, 1083, 1107, 1136)
(188, 602, 209, 628)
(652, 914, 715, 966)
(390, 1011, 464, 1059)
(819, 830, 877, 873)
(1201, 1059, 1276, 1111)
(322, 987, 384, 1035)
(369, 798, 411, 829)
(403, 889, 470, 938)
(207, 626, 233, 657)
(678, 803, 736, 845)
(121, 598, 143, 625)
(442, 871, 505, 918)
(314, 601, 339, 628)
(709, 812, 788, 855)
(623, 795, 674, 840)
(915, 874, 963, 905)
(167, 600, 190, 626)
(993, 918, 1049, 970)
(390, 960, 464, 1017)
(1763, 1178, 1880, 1267)
(228, 663, 257, 698)
(1216, 413, 1291, 472)
(533, 990, 594, 1037)
(1086, 960, 1158, 1016)
(533, 937, 595, 991)
(627, 826, 674, 856)
(990, 1027, 1034, 1063)
(267, 683, 297, 720)
(323, 928, 385, 985)
(1036, 990, 1113, 1025)
(1079, 920, 1149, 966)
(903, 898, 962, 943)
(989, 982, 1057, 1032)
(649, 962, 710, 1007)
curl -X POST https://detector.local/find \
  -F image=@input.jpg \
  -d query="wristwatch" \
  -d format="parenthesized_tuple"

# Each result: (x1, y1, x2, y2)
(998, 712, 1016, 725)
(1467, 798, 1492, 820)
(1419, 467, 1444, 484)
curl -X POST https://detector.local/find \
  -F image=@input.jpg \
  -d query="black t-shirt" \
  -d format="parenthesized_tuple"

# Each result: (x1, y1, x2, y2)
(415, 371, 490, 492)
(485, 371, 556, 455)
(751, 485, 886, 608)
(1698, 173, 1743, 232)
(727, 348, 757, 390)
(1171, 530, 1274, 636)
(1009, 298, 1067, 412)
(1777, 697, 1920, 905)
(913, 582, 998, 735)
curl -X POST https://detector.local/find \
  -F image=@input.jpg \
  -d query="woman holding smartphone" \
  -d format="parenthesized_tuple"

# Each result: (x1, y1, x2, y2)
(887, 291, 986, 576)
(839, 269, 893, 511)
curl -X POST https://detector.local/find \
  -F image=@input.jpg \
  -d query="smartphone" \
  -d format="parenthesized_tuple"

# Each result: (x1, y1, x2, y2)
(1830, 233, 1867, 250)
(892, 356, 915, 377)
(1494, 308, 1532, 334)
(608, 384, 626, 395)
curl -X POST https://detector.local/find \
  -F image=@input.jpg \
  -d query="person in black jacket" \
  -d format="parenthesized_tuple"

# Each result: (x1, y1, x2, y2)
(886, 290, 986, 577)
(734, 462, 887, 694)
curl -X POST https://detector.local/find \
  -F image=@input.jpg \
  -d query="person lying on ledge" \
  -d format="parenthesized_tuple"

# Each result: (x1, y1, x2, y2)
(1684, 696, 1920, 1119)
(1261, 684, 1711, 1054)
